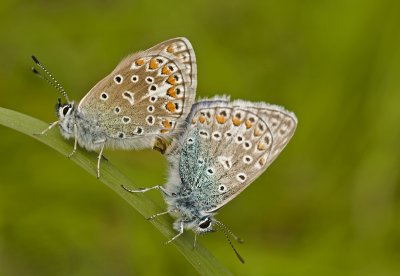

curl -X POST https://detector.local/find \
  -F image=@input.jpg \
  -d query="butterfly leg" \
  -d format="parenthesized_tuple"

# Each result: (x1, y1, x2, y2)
(121, 184, 171, 196)
(147, 210, 170, 221)
(193, 233, 198, 250)
(148, 208, 179, 221)
(68, 124, 78, 158)
(34, 121, 58, 135)
(96, 142, 106, 178)
(165, 221, 184, 244)
(121, 184, 176, 220)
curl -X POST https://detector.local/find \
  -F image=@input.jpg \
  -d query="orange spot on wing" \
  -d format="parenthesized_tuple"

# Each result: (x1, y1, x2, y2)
(167, 44, 174, 53)
(162, 66, 171, 75)
(160, 129, 170, 134)
(232, 117, 242, 126)
(135, 58, 145, 66)
(192, 117, 197, 124)
(149, 59, 158, 69)
(165, 101, 176, 113)
(257, 142, 266, 151)
(258, 157, 266, 166)
(199, 115, 205, 124)
(254, 128, 263, 137)
(216, 115, 226, 124)
(167, 75, 177, 85)
(167, 87, 178, 98)
(162, 119, 173, 129)
(245, 120, 253, 129)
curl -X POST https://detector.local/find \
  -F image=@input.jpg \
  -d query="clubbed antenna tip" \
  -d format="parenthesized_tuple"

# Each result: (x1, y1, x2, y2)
(31, 55, 40, 64)
(31, 67, 41, 76)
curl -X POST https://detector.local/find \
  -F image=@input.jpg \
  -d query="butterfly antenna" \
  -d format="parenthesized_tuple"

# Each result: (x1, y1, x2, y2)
(214, 220, 245, 264)
(31, 55, 70, 102)
(193, 232, 198, 249)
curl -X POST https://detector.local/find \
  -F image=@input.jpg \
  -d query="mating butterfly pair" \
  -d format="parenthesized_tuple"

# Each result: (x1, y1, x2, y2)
(33, 38, 297, 262)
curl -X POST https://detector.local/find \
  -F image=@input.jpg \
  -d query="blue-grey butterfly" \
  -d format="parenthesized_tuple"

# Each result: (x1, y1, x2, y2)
(122, 96, 297, 262)
(32, 37, 197, 177)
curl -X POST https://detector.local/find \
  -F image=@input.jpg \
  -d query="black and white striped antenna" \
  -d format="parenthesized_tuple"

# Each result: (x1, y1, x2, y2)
(214, 220, 245, 264)
(31, 55, 70, 102)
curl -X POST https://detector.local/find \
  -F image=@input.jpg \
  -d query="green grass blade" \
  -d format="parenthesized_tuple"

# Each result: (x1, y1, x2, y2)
(0, 107, 233, 276)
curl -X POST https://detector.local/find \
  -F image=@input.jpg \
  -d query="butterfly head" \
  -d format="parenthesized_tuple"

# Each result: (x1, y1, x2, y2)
(55, 98, 76, 138)
(175, 214, 215, 235)
(178, 214, 245, 263)
(195, 216, 215, 234)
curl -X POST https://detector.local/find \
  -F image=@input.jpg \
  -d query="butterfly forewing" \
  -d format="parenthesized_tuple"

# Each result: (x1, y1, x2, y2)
(77, 37, 196, 141)
(171, 98, 297, 213)
(146, 37, 197, 85)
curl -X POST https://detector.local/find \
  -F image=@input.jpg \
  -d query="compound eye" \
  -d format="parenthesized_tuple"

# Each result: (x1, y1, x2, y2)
(199, 217, 211, 229)
(62, 105, 70, 117)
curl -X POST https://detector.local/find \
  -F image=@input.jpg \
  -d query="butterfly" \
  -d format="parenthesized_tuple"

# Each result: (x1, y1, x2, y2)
(122, 96, 297, 262)
(32, 37, 197, 177)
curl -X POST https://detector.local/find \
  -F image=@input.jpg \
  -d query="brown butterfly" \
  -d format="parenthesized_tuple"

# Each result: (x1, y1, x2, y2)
(33, 38, 197, 177)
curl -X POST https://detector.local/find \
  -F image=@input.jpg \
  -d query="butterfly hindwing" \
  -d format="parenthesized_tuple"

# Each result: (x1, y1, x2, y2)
(167, 98, 297, 212)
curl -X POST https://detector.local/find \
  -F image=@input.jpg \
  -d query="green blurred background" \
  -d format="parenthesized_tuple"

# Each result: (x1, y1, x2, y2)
(1, 0, 400, 275)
